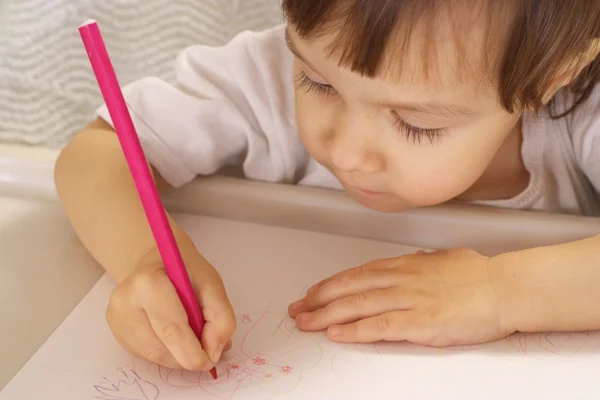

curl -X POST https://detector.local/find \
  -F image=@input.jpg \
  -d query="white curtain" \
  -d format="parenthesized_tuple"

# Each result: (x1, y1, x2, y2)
(0, 0, 282, 147)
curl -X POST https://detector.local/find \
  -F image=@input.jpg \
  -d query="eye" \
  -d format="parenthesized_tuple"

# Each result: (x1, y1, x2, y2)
(391, 111, 448, 144)
(295, 71, 336, 97)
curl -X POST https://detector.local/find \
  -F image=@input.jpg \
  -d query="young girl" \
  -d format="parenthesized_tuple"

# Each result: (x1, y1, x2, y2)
(54, 0, 600, 373)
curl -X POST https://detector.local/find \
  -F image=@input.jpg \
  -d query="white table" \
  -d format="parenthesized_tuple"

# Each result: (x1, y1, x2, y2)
(1, 144, 599, 390)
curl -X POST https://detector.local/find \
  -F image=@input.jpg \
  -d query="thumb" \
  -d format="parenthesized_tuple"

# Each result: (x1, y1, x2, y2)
(195, 277, 237, 364)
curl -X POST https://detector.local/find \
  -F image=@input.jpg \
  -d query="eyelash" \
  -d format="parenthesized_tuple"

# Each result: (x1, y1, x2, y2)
(392, 115, 447, 144)
(295, 71, 448, 144)
(295, 71, 336, 97)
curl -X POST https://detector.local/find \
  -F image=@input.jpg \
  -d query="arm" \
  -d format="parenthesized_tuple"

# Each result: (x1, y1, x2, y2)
(54, 118, 197, 283)
(56, 118, 236, 370)
(493, 234, 600, 333)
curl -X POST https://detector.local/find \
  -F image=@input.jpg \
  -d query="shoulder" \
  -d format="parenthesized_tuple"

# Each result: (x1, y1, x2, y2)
(550, 84, 600, 165)
(550, 84, 600, 195)
(170, 24, 293, 107)
(554, 83, 600, 134)
(175, 24, 290, 74)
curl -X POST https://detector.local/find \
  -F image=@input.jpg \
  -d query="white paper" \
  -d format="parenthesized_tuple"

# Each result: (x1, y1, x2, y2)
(2, 215, 600, 400)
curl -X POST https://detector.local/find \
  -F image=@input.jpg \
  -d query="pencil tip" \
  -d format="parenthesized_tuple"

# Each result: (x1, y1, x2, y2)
(210, 367, 218, 379)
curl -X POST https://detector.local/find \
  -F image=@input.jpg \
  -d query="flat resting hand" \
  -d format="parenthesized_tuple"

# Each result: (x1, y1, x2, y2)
(288, 248, 514, 346)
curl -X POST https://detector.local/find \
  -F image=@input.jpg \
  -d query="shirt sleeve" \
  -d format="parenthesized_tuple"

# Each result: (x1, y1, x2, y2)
(95, 24, 304, 188)
(568, 85, 600, 195)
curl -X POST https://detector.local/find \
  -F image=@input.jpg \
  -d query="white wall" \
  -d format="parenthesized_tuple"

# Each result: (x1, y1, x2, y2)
(0, 0, 282, 147)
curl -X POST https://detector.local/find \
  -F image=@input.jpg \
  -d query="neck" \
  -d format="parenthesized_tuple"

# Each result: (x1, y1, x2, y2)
(456, 119, 530, 202)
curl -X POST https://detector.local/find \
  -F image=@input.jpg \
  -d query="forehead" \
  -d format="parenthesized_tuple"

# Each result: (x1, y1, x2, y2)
(287, 26, 499, 113)
(287, 0, 516, 97)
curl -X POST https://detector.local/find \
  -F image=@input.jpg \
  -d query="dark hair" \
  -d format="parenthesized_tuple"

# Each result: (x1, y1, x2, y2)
(282, 0, 600, 117)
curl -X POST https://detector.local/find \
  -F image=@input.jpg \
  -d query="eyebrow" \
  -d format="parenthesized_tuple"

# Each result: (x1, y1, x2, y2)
(284, 29, 477, 119)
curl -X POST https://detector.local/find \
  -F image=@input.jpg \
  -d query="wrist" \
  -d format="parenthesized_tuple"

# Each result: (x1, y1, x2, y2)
(135, 233, 200, 272)
(487, 252, 523, 335)
(488, 237, 600, 334)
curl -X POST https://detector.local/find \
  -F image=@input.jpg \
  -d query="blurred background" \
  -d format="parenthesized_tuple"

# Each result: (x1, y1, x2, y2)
(0, 0, 282, 148)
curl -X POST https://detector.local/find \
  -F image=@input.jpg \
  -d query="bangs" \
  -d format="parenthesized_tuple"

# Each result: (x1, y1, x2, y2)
(282, 0, 517, 86)
(282, 0, 600, 115)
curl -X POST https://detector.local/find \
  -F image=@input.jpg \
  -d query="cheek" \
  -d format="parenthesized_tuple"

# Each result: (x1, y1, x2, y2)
(387, 114, 518, 205)
(294, 89, 334, 161)
(388, 153, 477, 206)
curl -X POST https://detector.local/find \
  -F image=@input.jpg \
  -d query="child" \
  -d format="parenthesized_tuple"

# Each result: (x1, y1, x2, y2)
(54, 0, 600, 373)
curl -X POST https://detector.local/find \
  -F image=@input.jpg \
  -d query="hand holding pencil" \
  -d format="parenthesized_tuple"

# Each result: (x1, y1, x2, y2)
(106, 245, 235, 372)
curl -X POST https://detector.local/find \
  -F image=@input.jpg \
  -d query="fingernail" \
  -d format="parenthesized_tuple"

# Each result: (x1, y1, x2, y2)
(211, 344, 224, 364)
(329, 326, 342, 337)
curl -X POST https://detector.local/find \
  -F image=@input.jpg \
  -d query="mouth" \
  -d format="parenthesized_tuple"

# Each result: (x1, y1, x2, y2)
(336, 174, 389, 197)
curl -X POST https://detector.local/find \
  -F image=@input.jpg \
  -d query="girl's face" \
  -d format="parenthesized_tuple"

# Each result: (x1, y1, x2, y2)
(288, 27, 526, 212)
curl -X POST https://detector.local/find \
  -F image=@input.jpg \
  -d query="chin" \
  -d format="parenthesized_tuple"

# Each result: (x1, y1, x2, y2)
(349, 194, 412, 213)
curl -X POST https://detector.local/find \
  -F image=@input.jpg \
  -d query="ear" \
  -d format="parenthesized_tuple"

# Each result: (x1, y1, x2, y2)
(541, 38, 600, 104)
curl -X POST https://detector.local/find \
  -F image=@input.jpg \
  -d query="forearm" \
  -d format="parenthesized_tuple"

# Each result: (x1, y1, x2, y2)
(54, 119, 196, 283)
(492, 234, 600, 333)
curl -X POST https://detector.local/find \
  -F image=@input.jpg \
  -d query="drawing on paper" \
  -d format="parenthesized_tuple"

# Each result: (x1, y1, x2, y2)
(94, 367, 160, 400)
(128, 305, 326, 399)
(505, 331, 600, 359)
(93, 300, 600, 399)
(434, 331, 600, 359)
(330, 342, 384, 381)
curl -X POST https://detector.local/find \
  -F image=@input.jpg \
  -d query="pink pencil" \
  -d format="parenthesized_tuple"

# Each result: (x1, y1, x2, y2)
(79, 19, 217, 380)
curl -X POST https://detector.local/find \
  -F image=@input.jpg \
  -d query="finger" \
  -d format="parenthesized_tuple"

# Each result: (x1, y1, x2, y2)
(191, 274, 237, 364)
(138, 270, 213, 371)
(295, 288, 413, 331)
(303, 255, 415, 297)
(327, 311, 421, 343)
(304, 260, 390, 295)
(106, 300, 181, 370)
(289, 268, 395, 316)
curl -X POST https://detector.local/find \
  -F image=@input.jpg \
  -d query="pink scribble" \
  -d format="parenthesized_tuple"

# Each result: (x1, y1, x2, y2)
(129, 305, 322, 400)
(253, 356, 266, 366)
(225, 363, 242, 379)
(279, 366, 293, 374)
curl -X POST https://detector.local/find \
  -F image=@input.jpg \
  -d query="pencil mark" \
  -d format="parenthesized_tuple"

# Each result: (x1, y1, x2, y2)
(94, 367, 159, 400)
(272, 284, 308, 338)
(505, 331, 600, 360)
(331, 342, 385, 381)
(373, 343, 383, 359)
(128, 305, 324, 399)
(279, 365, 293, 374)
(252, 356, 266, 366)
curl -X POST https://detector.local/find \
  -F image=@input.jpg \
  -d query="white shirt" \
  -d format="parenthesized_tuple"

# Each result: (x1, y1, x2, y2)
(96, 24, 600, 217)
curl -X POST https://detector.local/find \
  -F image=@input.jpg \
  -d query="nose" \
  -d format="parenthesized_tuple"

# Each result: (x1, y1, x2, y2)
(329, 128, 385, 174)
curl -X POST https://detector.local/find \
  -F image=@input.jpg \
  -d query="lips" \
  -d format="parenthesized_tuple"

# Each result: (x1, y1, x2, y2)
(338, 174, 387, 196)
